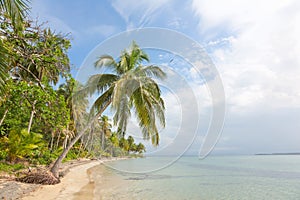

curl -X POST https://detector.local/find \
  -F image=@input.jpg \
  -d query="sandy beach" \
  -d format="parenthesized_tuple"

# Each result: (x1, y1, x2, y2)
(0, 158, 125, 200)
(22, 161, 101, 200)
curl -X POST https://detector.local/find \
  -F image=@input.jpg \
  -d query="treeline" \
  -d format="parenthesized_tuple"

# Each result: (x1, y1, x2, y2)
(0, 1, 145, 168)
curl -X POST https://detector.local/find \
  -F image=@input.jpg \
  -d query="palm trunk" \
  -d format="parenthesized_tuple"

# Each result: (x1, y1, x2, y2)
(0, 108, 8, 126)
(101, 131, 105, 150)
(83, 125, 93, 151)
(28, 100, 37, 133)
(50, 100, 111, 178)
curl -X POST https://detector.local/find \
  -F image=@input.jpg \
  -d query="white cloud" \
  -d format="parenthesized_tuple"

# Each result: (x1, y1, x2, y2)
(192, 0, 294, 33)
(111, 0, 171, 29)
(192, 0, 300, 114)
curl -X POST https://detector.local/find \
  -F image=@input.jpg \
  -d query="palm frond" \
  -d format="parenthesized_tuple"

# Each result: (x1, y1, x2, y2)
(119, 51, 130, 73)
(0, 41, 9, 95)
(128, 41, 149, 68)
(135, 65, 167, 80)
(130, 78, 165, 146)
(89, 86, 114, 117)
(1, 0, 30, 29)
(94, 55, 117, 71)
(110, 78, 131, 133)
(83, 74, 119, 96)
(88, 41, 166, 146)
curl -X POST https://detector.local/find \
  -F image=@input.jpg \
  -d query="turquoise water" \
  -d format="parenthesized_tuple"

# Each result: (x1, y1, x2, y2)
(90, 156, 300, 199)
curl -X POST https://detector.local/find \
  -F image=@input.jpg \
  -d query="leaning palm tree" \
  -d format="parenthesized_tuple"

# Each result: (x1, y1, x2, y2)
(50, 42, 166, 179)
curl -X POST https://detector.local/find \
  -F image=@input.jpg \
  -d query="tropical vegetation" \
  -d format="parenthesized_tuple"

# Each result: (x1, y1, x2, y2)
(0, 0, 164, 184)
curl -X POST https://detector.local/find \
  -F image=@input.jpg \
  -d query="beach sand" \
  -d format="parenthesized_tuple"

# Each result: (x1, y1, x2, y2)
(20, 158, 126, 200)
(21, 161, 101, 200)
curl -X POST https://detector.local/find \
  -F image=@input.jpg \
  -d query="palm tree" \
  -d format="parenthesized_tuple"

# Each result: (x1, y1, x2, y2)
(0, 41, 9, 95)
(99, 115, 112, 151)
(50, 42, 166, 178)
(127, 135, 134, 152)
(0, 0, 29, 30)
(0, 0, 30, 94)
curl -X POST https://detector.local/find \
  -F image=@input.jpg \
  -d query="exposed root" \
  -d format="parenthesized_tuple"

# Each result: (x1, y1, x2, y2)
(16, 171, 60, 185)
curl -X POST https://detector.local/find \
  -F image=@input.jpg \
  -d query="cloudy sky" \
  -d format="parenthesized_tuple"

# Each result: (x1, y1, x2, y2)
(31, 0, 300, 155)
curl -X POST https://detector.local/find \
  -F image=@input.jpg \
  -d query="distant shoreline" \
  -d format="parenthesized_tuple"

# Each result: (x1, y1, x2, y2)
(255, 153, 300, 155)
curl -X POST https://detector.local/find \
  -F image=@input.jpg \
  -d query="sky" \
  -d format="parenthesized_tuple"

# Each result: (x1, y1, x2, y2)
(30, 0, 300, 156)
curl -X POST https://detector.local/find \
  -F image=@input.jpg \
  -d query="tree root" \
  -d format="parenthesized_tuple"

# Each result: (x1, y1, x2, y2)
(16, 171, 60, 185)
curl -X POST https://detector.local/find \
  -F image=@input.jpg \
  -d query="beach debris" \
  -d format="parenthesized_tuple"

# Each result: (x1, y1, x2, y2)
(15, 171, 60, 185)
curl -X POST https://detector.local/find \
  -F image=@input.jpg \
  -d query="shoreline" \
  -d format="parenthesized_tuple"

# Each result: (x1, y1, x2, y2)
(0, 157, 127, 200)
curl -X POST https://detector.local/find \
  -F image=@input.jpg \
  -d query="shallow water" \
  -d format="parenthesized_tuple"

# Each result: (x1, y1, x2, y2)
(86, 156, 300, 199)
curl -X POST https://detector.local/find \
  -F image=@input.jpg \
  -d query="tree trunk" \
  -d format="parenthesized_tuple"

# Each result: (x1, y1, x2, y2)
(50, 100, 111, 178)
(55, 131, 61, 149)
(63, 135, 68, 149)
(101, 130, 105, 150)
(50, 131, 54, 151)
(111, 146, 113, 157)
(76, 142, 83, 157)
(0, 108, 8, 126)
(83, 125, 93, 151)
(28, 100, 37, 133)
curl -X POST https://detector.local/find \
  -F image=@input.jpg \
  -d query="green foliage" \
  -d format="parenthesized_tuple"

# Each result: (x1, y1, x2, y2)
(127, 136, 134, 151)
(0, 149, 7, 160)
(64, 147, 89, 162)
(0, 2, 93, 169)
(0, 0, 30, 94)
(0, 39, 9, 95)
(83, 41, 166, 146)
(31, 148, 61, 165)
(0, 129, 44, 162)
(0, 16, 71, 86)
(0, 0, 30, 31)
(136, 143, 146, 154)
(1, 12, 156, 171)
(0, 162, 25, 172)
(109, 133, 119, 147)
(0, 81, 70, 136)
(119, 137, 129, 152)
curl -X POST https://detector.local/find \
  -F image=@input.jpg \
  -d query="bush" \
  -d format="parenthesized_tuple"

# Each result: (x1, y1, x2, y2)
(0, 162, 25, 173)
(0, 129, 45, 163)
(31, 148, 62, 165)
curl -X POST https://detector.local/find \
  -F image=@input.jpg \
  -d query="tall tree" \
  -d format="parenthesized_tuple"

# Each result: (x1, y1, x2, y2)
(0, 0, 30, 94)
(99, 115, 111, 150)
(127, 135, 134, 152)
(50, 42, 166, 178)
(0, 20, 71, 86)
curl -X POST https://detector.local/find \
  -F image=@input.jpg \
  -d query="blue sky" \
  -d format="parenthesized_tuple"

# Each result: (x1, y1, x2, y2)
(30, 0, 300, 155)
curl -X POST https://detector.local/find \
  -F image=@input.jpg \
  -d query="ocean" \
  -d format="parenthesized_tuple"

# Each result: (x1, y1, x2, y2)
(86, 155, 300, 199)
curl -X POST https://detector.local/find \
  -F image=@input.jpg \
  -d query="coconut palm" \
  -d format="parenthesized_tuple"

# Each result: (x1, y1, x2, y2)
(50, 42, 166, 178)
(99, 115, 112, 150)
(88, 41, 166, 145)
(0, 41, 9, 94)
(0, 0, 29, 29)
(0, 0, 29, 94)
